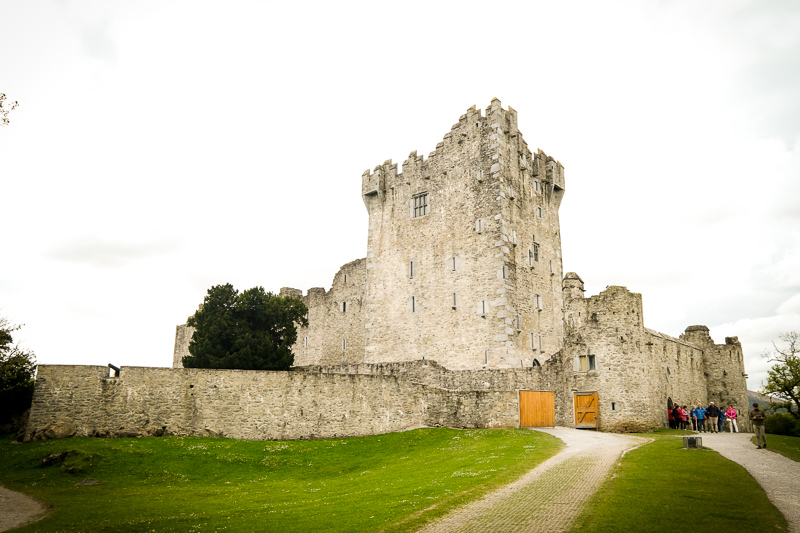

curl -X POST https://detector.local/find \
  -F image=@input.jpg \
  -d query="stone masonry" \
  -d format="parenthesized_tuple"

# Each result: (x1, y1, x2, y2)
(26, 100, 751, 441)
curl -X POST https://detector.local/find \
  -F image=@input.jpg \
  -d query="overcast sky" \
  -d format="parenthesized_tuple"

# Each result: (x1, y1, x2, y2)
(2, 0, 798, 391)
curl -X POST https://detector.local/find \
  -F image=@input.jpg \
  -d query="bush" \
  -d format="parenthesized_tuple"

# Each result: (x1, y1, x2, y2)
(764, 413, 800, 437)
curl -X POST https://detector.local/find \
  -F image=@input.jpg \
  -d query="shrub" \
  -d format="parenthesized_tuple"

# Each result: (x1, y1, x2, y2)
(764, 413, 800, 437)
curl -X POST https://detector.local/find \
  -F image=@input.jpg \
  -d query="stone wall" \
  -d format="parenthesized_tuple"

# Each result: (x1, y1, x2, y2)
(25, 364, 521, 442)
(286, 258, 367, 366)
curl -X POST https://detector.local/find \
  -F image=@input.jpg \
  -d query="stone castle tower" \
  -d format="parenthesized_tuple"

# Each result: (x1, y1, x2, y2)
(359, 99, 565, 368)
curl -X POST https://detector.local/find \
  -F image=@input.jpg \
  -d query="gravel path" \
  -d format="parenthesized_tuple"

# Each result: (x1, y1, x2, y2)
(416, 428, 649, 533)
(0, 484, 47, 532)
(700, 432, 800, 533)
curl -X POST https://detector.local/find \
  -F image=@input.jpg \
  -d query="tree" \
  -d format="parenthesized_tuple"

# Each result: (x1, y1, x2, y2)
(0, 315, 36, 425)
(182, 284, 308, 371)
(0, 93, 19, 127)
(762, 331, 800, 420)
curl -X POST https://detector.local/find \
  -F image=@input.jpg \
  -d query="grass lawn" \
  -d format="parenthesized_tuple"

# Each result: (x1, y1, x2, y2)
(570, 428, 788, 533)
(0, 428, 562, 533)
(751, 433, 800, 462)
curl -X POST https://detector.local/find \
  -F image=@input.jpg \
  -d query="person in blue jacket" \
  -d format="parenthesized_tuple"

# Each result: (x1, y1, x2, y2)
(690, 405, 698, 431)
(718, 408, 726, 432)
(695, 403, 707, 432)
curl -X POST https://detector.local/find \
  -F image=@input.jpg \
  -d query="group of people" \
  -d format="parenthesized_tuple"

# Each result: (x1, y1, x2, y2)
(668, 401, 769, 450)
(668, 402, 740, 433)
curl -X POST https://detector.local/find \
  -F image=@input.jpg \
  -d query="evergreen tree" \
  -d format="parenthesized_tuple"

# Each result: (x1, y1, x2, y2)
(182, 284, 308, 371)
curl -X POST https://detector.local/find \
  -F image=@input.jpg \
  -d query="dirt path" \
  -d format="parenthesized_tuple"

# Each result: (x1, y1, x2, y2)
(0, 484, 47, 532)
(700, 432, 800, 533)
(415, 428, 648, 533)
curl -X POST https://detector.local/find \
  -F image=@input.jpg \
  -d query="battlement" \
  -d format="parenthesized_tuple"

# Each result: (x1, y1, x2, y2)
(361, 99, 545, 213)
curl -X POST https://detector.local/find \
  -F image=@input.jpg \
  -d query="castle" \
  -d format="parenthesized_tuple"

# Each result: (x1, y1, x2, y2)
(25, 100, 750, 442)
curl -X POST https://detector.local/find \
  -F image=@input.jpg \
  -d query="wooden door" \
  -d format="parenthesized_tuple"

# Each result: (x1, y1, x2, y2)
(520, 391, 555, 427)
(574, 392, 599, 428)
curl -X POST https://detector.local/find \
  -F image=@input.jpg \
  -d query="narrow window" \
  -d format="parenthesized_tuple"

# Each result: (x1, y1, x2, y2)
(408, 259, 416, 279)
(450, 257, 457, 271)
(511, 229, 517, 246)
(532, 358, 541, 367)
(579, 355, 588, 371)
(538, 334, 543, 352)
(549, 259, 554, 275)
(304, 336, 309, 347)
(342, 338, 346, 351)
(611, 402, 616, 411)
(478, 300, 487, 317)
(502, 265, 509, 279)
(531, 332, 536, 350)
(535, 294, 542, 311)
(410, 295, 417, 313)
(537, 206, 543, 218)
(476, 219, 484, 233)
(452, 292, 458, 309)
(515, 314, 520, 331)
(534, 180, 540, 193)
(341, 301, 347, 312)
(484, 350, 488, 365)
(589, 355, 596, 370)
(412, 193, 429, 218)
(476, 169, 484, 182)
(533, 242, 540, 262)
(528, 249, 534, 266)
(344, 274, 347, 284)
(508, 185, 514, 199)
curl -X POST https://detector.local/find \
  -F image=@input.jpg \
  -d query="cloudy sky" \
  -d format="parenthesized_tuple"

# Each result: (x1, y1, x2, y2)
(1, 0, 798, 391)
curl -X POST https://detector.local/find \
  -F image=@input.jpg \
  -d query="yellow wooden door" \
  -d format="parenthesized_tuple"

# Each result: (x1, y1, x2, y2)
(574, 392, 599, 428)
(520, 391, 555, 427)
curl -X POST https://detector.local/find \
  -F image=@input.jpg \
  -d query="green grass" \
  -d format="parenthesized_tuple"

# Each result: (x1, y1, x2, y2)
(570, 430, 788, 533)
(751, 434, 800, 462)
(0, 428, 562, 533)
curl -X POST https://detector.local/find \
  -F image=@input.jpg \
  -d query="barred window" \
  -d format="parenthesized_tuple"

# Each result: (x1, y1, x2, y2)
(412, 193, 429, 218)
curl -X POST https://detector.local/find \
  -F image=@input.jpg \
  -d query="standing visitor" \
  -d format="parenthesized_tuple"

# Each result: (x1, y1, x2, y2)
(751, 403, 767, 449)
(726, 404, 738, 433)
(681, 405, 689, 430)
(696, 403, 707, 433)
(718, 408, 726, 433)
(707, 402, 720, 433)
(690, 405, 698, 431)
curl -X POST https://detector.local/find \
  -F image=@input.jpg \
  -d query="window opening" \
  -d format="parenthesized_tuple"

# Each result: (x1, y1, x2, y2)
(535, 294, 543, 310)
(476, 219, 485, 233)
(532, 358, 541, 367)
(537, 206, 543, 218)
(409, 259, 416, 279)
(452, 292, 457, 309)
(304, 336, 309, 347)
(412, 193, 429, 218)
(538, 334, 544, 352)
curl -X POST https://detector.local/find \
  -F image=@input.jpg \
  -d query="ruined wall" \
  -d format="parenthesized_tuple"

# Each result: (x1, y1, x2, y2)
(681, 326, 751, 431)
(25, 364, 521, 442)
(172, 324, 194, 368)
(563, 275, 712, 431)
(361, 99, 565, 369)
(286, 258, 367, 366)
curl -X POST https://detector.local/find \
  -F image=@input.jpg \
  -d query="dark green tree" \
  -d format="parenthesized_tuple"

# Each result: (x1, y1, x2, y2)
(182, 284, 308, 371)
(0, 315, 36, 425)
(762, 331, 800, 420)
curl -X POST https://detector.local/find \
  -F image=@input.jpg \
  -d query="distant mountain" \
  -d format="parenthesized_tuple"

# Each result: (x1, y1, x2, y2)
(748, 390, 788, 413)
